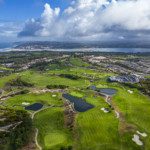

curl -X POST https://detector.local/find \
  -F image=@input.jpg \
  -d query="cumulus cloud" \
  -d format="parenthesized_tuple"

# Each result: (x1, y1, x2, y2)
(18, 0, 150, 41)
(0, 21, 22, 41)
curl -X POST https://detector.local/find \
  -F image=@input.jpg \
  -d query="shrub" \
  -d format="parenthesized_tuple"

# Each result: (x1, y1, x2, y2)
(6, 77, 34, 87)
(59, 74, 80, 80)
(20, 89, 30, 94)
(0, 107, 32, 149)
(46, 85, 68, 89)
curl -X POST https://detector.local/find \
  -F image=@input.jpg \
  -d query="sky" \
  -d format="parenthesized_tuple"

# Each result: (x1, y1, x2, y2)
(0, 0, 150, 42)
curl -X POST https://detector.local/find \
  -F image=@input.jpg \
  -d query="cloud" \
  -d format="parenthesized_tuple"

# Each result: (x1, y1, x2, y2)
(0, 21, 22, 41)
(18, 0, 150, 41)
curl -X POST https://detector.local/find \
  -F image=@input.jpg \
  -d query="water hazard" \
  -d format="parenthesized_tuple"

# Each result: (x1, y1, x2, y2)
(89, 85, 117, 96)
(25, 103, 43, 111)
(63, 94, 94, 112)
(98, 88, 117, 96)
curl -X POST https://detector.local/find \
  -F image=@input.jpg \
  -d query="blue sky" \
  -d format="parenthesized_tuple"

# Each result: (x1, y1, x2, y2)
(0, 0, 70, 21)
(0, 0, 150, 42)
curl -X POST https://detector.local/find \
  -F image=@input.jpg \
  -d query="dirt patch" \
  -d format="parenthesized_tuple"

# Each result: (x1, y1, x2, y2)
(64, 100, 76, 130)
(0, 90, 25, 101)
(110, 97, 137, 135)
(32, 88, 65, 94)
(20, 129, 37, 150)
(115, 111, 120, 118)
(119, 120, 136, 135)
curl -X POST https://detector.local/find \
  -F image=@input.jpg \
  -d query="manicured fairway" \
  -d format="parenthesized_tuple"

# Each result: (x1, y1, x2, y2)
(70, 88, 149, 150)
(72, 91, 120, 150)
(20, 71, 90, 88)
(5, 92, 62, 108)
(75, 108, 120, 150)
(113, 88, 150, 150)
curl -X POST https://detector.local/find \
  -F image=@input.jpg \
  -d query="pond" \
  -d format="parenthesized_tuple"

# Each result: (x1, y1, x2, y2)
(98, 88, 117, 96)
(63, 94, 94, 112)
(25, 103, 43, 111)
(89, 85, 117, 96)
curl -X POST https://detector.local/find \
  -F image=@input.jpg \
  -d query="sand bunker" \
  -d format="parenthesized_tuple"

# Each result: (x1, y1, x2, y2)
(101, 108, 109, 113)
(132, 134, 143, 146)
(115, 111, 120, 118)
(33, 89, 64, 94)
(1, 96, 11, 101)
(22, 102, 30, 106)
(0, 118, 6, 121)
(128, 90, 133, 94)
(105, 96, 111, 106)
(137, 131, 147, 137)
(52, 95, 57, 97)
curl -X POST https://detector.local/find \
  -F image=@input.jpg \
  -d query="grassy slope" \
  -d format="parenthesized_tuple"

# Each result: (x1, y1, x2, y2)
(96, 75, 150, 147)
(70, 90, 120, 150)
(34, 107, 73, 150)
(0, 73, 17, 88)
(113, 88, 150, 150)
(5, 93, 62, 109)
(20, 71, 90, 88)
(95, 78, 150, 149)
(71, 75, 150, 150)
(0, 66, 13, 71)
(1, 64, 150, 150)
(69, 57, 89, 67)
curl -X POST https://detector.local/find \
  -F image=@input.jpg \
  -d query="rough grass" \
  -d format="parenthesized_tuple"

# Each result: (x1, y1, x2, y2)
(0, 73, 17, 88)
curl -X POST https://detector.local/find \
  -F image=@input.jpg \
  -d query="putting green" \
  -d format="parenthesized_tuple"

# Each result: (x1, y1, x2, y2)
(44, 133, 66, 148)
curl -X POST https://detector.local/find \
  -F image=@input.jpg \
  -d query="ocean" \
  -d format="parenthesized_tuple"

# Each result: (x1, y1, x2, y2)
(0, 47, 150, 53)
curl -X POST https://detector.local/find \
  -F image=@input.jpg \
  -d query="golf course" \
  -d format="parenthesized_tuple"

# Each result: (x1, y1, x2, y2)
(0, 55, 150, 150)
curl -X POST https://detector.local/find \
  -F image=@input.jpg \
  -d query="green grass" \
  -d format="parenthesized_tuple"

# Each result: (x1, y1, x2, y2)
(92, 78, 150, 149)
(34, 107, 73, 150)
(0, 73, 17, 88)
(73, 91, 121, 150)
(5, 93, 62, 108)
(70, 87, 149, 150)
(69, 57, 89, 67)
(145, 75, 150, 79)
(1, 64, 150, 150)
(44, 133, 66, 148)
(0, 66, 13, 71)
(75, 109, 120, 150)
(113, 88, 150, 150)
(20, 70, 90, 88)
(48, 68, 96, 75)
(70, 91, 84, 98)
